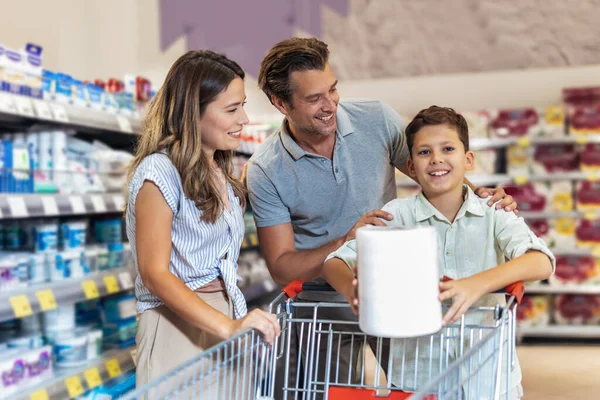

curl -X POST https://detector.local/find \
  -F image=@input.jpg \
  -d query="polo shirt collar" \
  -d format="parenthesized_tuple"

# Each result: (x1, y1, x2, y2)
(280, 105, 355, 161)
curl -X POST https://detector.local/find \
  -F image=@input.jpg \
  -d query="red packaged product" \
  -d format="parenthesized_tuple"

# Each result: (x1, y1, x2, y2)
(554, 295, 600, 325)
(490, 108, 540, 138)
(549, 255, 599, 285)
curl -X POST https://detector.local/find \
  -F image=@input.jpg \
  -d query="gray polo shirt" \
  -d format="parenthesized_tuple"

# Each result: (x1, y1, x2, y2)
(247, 99, 409, 298)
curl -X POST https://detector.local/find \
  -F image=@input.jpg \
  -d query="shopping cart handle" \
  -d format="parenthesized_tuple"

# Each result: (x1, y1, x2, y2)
(282, 280, 336, 299)
(441, 276, 524, 304)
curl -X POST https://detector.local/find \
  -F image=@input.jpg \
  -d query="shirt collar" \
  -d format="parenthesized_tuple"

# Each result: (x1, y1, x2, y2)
(280, 105, 355, 161)
(415, 185, 485, 223)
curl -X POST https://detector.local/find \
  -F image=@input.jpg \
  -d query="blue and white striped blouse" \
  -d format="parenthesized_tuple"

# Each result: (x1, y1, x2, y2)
(126, 153, 247, 318)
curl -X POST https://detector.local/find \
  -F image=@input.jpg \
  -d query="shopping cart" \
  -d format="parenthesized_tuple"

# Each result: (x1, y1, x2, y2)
(124, 279, 523, 400)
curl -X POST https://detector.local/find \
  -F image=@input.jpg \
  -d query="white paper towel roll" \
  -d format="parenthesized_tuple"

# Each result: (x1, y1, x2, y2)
(357, 226, 442, 338)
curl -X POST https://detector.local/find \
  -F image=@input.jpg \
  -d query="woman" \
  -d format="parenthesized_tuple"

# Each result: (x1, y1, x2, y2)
(125, 50, 280, 390)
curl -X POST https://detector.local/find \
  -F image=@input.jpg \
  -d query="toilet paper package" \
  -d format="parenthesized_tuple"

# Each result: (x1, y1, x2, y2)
(548, 217, 577, 249)
(576, 181, 600, 211)
(532, 181, 574, 213)
(356, 226, 442, 338)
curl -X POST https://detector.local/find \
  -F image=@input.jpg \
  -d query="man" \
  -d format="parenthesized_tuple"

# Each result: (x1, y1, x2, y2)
(246, 37, 516, 396)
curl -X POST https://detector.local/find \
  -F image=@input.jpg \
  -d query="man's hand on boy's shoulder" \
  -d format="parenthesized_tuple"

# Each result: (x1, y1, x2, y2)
(474, 187, 519, 214)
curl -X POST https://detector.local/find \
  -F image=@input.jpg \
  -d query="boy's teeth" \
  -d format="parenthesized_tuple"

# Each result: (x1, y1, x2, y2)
(430, 171, 449, 176)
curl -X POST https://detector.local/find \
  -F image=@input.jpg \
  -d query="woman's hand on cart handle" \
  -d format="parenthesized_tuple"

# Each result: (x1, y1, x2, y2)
(227, 309, 280, 345)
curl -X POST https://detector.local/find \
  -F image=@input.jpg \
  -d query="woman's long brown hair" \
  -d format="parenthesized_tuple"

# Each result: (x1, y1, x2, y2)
(126, 50, 246, 223)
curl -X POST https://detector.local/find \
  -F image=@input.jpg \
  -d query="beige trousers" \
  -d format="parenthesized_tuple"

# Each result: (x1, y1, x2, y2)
(136, 291, 254, 399)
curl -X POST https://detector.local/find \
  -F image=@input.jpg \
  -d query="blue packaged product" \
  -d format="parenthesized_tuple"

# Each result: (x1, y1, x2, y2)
(60, 221, 87, 250)
(54, 73, 72, 104)
(35, 223, 58, 252)
(4, 224, 21, 250)
(86, 83, 103, 110)
(94, 219, 121, 244)
(41, 70, 56, 101)
(81, 370, 136, 400)
(28, 253, 47, 283)
(72, 79, 87, 107)
(2, 139, 13, 193)
(102, 294, 135, 323)
(3, 49, 23, 95)
(107, 242, 123, 269)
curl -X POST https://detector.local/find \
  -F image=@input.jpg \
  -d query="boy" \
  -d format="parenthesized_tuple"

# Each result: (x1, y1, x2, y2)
(323, 106, 554, 399)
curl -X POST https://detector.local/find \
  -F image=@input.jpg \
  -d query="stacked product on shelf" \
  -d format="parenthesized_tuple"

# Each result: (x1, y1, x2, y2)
(0, 129, 133, 194)
(0, 217, 131, 292)
(0, 41, 155, 117)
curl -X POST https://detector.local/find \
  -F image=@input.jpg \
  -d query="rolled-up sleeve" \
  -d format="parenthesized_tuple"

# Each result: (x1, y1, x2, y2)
(325, 239, 358, 271)
(494, 210, 556, 273)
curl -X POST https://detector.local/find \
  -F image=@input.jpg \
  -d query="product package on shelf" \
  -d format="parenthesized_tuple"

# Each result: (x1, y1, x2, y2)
(576, 219, 600, 249)
(548, 217, 578, 249)
(532, 144, 580, 175)
(581, 143, 600, 172)
(539, 105, 566, 137)
(0, 345, 53, 398)
(517, 295, 551, 327)
(549, 254, 600, 285)
(576, 180, 600, 211)
(469, 149, 498, 176)
(461, 110, 491, 138)
(489, 108, 541, 138)
(503, 182, 573, 213)
(554, 295, 600, 325)
(563, 87, 600, 136)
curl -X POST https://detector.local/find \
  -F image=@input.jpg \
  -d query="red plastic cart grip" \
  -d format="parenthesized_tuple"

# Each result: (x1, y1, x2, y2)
(441, 276, 524, 305)
(328, 387, 437, 400)
(282, 280, 304, 299)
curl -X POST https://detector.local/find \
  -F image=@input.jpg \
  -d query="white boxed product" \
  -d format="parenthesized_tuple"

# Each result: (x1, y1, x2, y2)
(547, 217, 577, 249)
(532, 180, 574, 213)
(538, 106, 566, 138)
(462, 110, 491, 138)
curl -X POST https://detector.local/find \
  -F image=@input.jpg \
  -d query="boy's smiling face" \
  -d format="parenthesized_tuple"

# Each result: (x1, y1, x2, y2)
(408, 124, 475, 197)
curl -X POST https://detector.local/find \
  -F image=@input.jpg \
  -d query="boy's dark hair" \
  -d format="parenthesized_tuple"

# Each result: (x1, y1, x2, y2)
(405, 106, 469, 155)
(258, 37, 330, 106)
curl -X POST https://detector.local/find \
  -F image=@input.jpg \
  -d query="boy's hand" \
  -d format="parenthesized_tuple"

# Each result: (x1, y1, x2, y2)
(438, 277, 486, 325)
(347, 266, 359, 315)
(474, 187, 518, 214)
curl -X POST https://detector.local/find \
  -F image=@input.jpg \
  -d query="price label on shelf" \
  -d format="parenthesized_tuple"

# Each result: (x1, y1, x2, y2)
(116, 115, 133, 133)
(65, 375, 84, 398)
(10, 295, 33, 318)
(575, 135, 588, 145)
(69, 196, 86, 214)
(84, 367, 103, 389)
(36, 289, 57, 311)
(82, 280, 100, 299)
(90, 195, 107, 212)
(118, 271, 134, 290)
(32, 99, 54, 120)
(30, 389, 49, 400)
(0, 92, 17, 113)
(584, 211, 598, 221)
(50, 103, 69, 123)
(517, 137, 531, 148)
(593, 247, 600, 259)
(241, 236, 248, 248)
(14, 96, 35, 117)
(7, 196, 28, 217)
(105, 359, 122, 378)
(585, 172, 599, 182)
(41, 196, 59, 216)
(104, 275, 120, 294)
(514, 176, 529, 185)
(112, 195, 125, 211)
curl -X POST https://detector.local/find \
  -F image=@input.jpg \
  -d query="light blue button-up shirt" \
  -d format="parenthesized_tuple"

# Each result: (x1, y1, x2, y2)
(326, 185, 555, 397)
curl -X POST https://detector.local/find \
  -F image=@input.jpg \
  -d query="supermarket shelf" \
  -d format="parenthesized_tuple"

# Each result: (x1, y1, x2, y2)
(470, 135, 600, 150)
(0, 193, 126, 220)
(526, 284, 600, 295)
(16, 346, 136, 400)
(0, 92, 141, 135)
(0, 266, 135, 323)
(518, 325, 600, 339)
(242, 279, 280, 303)
(519, 210, 600, 220)
(552, 248, 599, 257)
(397, 172, 599, 187)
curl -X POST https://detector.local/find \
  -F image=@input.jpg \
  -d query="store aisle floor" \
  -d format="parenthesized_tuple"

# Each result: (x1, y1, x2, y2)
(518, 345, 600, 399)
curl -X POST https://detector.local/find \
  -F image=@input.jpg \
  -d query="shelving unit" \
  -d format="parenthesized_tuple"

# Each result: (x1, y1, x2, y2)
(0, 193, 126, 219)
(0, 92, 141, 136)
(0, 267, 135, 323)
(15, 346, 136, 400)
